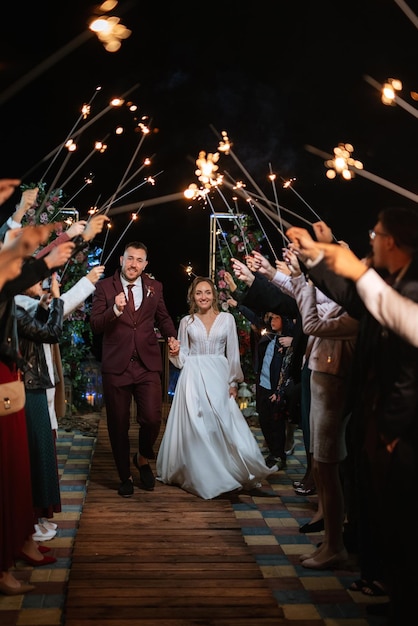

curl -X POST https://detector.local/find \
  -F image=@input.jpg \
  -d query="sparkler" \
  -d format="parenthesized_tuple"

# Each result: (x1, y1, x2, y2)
(97, 156, 155, 212)
(57, 135, 110, 191)
(393, 0, 418, 30)
(242, 187, 316, 227)
(182, 263, 197, 279)
(268, 164, 285, 248)
(62, 176, 94, 209)
(221, 175, 290, 255)
(106, 192, 185, 216)
(214, 185, 250, 257)
(89, 14, 132, 52)
(102, 204, 144, 265)
(56, 84, 141, 145)
(211, 128, 299, 251)
(364, 75, 418, 119)
(102, 125, 150, 215)
(220, 175, 281, 259)
(281, 177, 339, 243)
(19, 87, 100, 184)
(211, 125, 273, 209)
(214, 226, 229, 272)
(0, 32, 95, 108)
(22, 84, 140, 182)
(190, 145, 283, 260)
(98, 165, 158, 216)
(306, 144, 418, 203)
(35, 146, 75, 217)
(99, 221, 112, 264)
(221, 172, 308, 229)
(205, 196, 234, 259)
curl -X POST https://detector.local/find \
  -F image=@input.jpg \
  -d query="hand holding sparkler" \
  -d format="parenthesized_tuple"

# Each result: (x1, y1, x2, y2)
(282, 247, 302, 277)
(230, 258, 255, 287)
(0, 178, 21, 205)
(286, 227, 323, 265)
(0, 222, 60, 289)
(49, 272, 61, 299)
(312, 221, 334, 243)
(65, 220, 87, 238)
(86, 265, 105, 284)
(275, 259, 291, 276)
(248, 251, 276, 281)
(226, 297, 238, 308)
(223, 271, 237, 293)
(43, 241, 76, 270)
(12, 187, 39, 224)
(81, 214, 110, 242)
(2, 222, 61, 255)
(244, 254, 259, 273)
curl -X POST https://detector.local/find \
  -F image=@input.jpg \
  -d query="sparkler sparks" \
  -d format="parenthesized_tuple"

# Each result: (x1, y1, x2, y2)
(218, 130, 232, 155)
(99, 221, 112, 264)
(182, 262, 196, 279)
(184, 184, 209, 201)
(21, 84, 139, 184)
(102, 204, 144, 265)
(195, 151, 223, 188)
(281, 176, 339, 242)
(324, 143, 363, 181)
(89, 1, 132, 53)
(364, 75, 418, 119)
(306, 144, 418, 204)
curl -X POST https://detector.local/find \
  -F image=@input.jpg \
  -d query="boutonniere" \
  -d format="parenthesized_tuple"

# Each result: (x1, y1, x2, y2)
(146, 285, 155, 298)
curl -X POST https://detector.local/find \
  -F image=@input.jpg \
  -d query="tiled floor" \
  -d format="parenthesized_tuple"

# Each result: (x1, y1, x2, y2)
(236, 429, 388, 625)
(0, 420, 388, 626)
(0, 428, 96, 626)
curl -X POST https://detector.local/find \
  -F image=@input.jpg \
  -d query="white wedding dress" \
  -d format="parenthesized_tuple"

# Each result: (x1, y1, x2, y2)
(156, 312, 276, 499)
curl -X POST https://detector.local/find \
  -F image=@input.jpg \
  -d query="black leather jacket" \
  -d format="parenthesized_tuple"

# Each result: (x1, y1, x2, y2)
(15, 298, 64, 390)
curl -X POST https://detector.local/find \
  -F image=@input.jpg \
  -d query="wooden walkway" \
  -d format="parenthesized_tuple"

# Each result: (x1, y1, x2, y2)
(64, 410, 285, 625)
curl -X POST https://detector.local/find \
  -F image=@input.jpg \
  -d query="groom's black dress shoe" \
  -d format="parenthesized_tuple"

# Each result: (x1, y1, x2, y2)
(133, 453, 155, 491)
(118, 478, 134, 497)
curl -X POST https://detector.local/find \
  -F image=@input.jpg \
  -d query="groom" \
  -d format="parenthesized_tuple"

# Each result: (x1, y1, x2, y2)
(90, 241, 177, 497)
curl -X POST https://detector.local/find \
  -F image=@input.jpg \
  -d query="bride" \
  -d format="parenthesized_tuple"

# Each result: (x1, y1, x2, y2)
(156, 276, 277, 499)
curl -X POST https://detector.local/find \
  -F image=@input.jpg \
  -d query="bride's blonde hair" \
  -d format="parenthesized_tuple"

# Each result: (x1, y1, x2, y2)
(187, 276, 220, 316)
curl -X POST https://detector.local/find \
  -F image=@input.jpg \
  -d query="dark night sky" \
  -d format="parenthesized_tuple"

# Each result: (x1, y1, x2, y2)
(1, 0, 417, 320)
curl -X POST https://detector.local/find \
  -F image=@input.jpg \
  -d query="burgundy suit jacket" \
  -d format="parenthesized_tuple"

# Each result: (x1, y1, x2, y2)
(90, 270, 177, 374)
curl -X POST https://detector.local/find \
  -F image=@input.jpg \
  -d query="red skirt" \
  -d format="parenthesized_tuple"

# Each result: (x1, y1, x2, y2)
(0, 362, 35, 571)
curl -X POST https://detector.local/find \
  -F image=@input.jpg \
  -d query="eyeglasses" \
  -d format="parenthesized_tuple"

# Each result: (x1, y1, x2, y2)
(369, 229, 389, 240)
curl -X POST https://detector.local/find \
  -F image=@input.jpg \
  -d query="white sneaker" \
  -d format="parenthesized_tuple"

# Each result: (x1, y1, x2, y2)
(32, 523, 56, 541)
(39, 518, 58, 531)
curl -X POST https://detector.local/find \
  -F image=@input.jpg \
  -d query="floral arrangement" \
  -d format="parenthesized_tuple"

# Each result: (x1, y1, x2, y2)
(20, 182, 101, 411)
(215, 214, 265, 385)
(20, 182, 68, 227)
